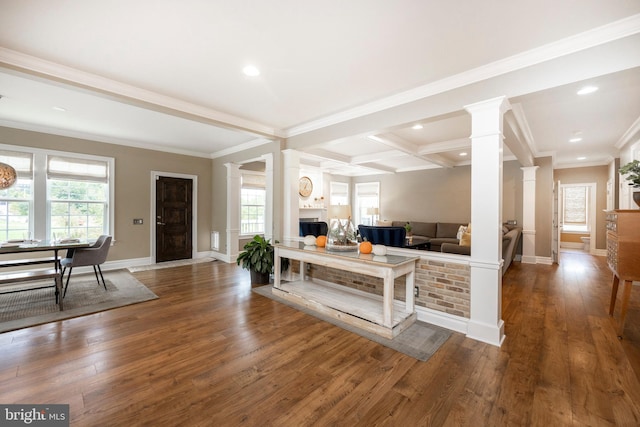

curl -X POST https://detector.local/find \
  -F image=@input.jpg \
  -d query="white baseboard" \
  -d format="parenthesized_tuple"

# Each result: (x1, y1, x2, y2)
(415, 305, 468, 335)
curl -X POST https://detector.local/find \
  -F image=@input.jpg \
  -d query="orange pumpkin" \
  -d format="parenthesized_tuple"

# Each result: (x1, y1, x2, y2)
(359, 241, 373, 254)
(316, 235, 327, 247)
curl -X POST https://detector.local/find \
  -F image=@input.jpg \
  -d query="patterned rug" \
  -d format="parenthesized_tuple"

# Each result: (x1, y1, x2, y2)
(252, 285, 451, 361)
(0, 269, 158, 333)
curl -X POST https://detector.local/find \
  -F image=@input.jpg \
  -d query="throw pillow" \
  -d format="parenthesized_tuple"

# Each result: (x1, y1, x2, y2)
(502, 225, 509, 234)
(460, 231, 471, 247)
(460, 223, 471, 247)
(456, 225, 468, 240)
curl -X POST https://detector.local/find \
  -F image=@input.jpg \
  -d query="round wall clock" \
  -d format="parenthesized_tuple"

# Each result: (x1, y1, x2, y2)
(299, 176, 313, 197)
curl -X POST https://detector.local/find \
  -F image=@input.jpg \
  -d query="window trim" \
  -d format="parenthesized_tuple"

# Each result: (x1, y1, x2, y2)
(0, 143, 115, 241)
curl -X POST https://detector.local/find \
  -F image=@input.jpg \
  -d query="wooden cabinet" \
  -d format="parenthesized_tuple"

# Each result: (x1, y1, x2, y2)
(606, 210, 640, 336)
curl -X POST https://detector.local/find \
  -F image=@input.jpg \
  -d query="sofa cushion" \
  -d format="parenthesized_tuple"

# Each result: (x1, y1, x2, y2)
(392, 221, 437, 238)
(437, 222, 466, 238)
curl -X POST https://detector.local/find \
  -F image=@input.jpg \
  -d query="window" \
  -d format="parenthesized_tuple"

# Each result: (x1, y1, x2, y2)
(0, 144, 114, 241)
(240, 171, 265, 235)
(0, 151, 33, 241)
(562, 184, 589, 231)
(47, 155, 110, 240)
(354, 182, 380, 226)
(330, 181, 349, 206)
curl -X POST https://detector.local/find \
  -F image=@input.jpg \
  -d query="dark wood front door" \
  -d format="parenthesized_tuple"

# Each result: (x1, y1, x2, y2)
(156, 176, 193, 262)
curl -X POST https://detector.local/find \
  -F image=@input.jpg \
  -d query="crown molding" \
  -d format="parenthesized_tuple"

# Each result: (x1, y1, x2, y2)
(285, 14, 640, 138)
(0, 118, 217, 158)
(615, 114, 640, 149)
(0, 47, 282, 139)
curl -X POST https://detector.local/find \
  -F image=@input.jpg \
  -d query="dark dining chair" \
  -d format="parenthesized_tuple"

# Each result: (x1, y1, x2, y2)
(61, 235, 112, 297)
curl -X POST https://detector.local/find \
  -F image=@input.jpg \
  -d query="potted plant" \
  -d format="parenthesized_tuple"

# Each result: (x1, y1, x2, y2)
(619, 160, 640, 207)
(404, 222, 413, 236)
(236, 235, 289, 285)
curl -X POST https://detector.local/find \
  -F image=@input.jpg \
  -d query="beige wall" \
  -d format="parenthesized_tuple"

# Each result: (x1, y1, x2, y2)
(554, 165, 610, 250)
(0, 126, 213, 261)
(534, 156, 553, 258)
(351, 160, 523, 226)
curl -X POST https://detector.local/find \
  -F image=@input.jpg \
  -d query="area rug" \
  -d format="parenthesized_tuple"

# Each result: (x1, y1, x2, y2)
(252, 285, 451, 361)
(0, 269, 158, 333)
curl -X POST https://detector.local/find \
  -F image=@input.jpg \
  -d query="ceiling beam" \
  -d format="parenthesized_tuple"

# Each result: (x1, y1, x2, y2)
(374, 134, 455, 168)
(505, 105, 535, 167)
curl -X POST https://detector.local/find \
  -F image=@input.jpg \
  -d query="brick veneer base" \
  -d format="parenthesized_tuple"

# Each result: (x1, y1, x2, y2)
(289, 256, 470, 318)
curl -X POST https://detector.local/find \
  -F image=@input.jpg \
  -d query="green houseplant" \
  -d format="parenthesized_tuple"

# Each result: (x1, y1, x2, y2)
(404, 222, 412, 235)
(236, 235, 289, 285)
(619, 160, 640, 207)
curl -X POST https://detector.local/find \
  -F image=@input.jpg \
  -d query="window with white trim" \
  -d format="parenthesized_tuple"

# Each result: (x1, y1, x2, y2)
(48, 155, 110, 240)
(330, 181, 349, 206)
(0, 144, 114, 242)
(0, 150, 33, 241)
(562, 185, 589, 232)
(240, 171, 265, 235)
(354, 182, 380, 226)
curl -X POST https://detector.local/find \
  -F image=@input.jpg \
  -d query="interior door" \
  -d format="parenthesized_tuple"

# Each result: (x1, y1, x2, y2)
(156, 176, 193, 262)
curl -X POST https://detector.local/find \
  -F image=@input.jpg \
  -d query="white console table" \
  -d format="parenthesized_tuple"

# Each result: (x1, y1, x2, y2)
(274, 241, 418, 338)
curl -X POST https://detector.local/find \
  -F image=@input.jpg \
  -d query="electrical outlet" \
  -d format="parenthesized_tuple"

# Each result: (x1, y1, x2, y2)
(414, 286, 419, 297)
(133, 218, 143, 225)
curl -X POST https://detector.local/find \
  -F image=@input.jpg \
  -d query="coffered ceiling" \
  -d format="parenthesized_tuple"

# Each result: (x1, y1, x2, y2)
(0, 1, 639, 176)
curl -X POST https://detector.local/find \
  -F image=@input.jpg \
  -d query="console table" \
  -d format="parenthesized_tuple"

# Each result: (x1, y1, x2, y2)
(606, 210, 640, 337)
(273, 241, 418, 338)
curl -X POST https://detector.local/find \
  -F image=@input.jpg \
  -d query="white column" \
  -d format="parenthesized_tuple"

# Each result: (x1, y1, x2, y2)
(225, 163, 241, 261)
(261, 153, 274, 242)
(282, 149, 300, 241)
(464, 96, 510, 347)
(521, 166, 539, 264)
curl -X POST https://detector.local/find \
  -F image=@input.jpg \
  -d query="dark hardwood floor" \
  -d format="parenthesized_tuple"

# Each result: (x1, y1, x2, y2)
(1, 252, 639, 426)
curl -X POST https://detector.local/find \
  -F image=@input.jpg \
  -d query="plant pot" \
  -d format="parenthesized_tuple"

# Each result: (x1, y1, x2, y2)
(250, 269, 270, 286)
(634, 192, 640, 208)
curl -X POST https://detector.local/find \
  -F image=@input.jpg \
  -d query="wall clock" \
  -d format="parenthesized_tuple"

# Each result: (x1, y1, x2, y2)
(299, 176, 313, 197)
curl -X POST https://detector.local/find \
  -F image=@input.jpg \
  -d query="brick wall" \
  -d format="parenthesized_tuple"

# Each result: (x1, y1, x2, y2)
(288, 256, 470, 318)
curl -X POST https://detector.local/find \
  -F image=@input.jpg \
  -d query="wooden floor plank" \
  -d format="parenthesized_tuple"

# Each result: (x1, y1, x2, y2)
(0, 252, 639, 426)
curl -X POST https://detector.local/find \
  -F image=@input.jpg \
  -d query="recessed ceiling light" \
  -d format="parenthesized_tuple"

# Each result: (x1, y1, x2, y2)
(569, 137, 582, 143)
(52, 106, 66, 112)
(577, 156, 587, 160)
(412, 124, 423, 130)
(242, 65, 260, 77)
(577, 85, 598, 95)
(459, 152, 468, 157)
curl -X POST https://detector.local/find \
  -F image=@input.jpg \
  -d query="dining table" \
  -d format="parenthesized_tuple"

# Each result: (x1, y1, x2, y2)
(0, 239, 91, 311)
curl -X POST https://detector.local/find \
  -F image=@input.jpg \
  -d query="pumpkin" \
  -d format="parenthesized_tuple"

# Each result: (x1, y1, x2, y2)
(303, 235, 317, 246)
(359, 241, 373, 254)
(316, 235, 327, 247)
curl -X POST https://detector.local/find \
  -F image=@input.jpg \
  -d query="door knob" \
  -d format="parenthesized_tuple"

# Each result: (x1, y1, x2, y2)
(157, 222, 166, 225)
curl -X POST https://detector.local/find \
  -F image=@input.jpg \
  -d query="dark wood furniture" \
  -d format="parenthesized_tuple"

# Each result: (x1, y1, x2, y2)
(0, 239, 91, 310)
(606, 210, 640, 337)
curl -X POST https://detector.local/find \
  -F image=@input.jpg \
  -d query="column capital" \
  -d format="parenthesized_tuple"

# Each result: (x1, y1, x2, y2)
(521, 166, 539, 181)
(464, 96, 511, 116)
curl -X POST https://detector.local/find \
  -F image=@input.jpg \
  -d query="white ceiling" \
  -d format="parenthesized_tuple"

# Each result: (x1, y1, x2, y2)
(0, 1, 639, 175)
